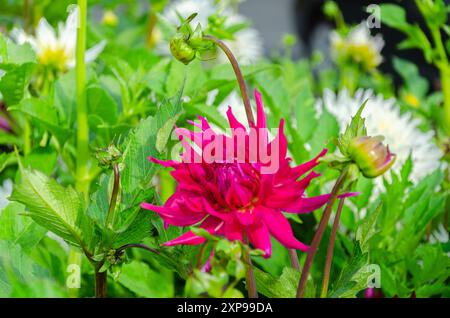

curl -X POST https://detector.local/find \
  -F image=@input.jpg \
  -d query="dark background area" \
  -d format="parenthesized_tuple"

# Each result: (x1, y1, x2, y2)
(240, 0, 450, 89)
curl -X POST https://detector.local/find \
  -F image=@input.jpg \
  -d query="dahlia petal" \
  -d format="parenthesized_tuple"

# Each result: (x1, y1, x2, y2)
(163, 217, 224, 246)
(162, 230, 206, 246)
(140, 202, 206, 226)
(196, 115, 211, 131)
(234, 210, 256, 226)
(201, 250, 214, 273)
(148, 156, 177, 167)
(254, 90, 266, 129)
(224, 218, 244, 241)
(267, 119, 287, 163)
(260, 207, 309, 252)
(247, 221, 272, 258)
(283, 192, 359, 214)
(226, 107, 246, 130)
(290, 149, 328, 178)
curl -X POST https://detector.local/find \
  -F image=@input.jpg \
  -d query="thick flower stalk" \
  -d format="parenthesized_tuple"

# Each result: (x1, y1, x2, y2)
(142, 90, 354, 257)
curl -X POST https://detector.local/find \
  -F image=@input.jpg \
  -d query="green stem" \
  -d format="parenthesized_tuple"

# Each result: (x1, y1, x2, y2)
(440, 66, 450, 135)
(105, 163, 120, 230)
(115, 243, 160, 256)
(75, 0, 90, 197)
(242, 246, 258, 298)
(195, 242, 208, 269)
(340, 64, 358, 95)
(23, 117, 31, 155)
(72, 0, 89, 299)
(203, 34, 255, 124)
(320, 197, 345, 298)
(296, 168, 348, 298)
(288, 249, 301, 271)
(430, 28, 450, 134)
(95, 264, 107, 298)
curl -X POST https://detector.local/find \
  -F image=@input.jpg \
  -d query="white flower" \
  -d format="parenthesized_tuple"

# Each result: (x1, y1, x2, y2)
(429, 223, 449, 244)
(330, 22, 384, 70)
(11, 6, 106, 71)
(0, 179, 13, 211)
(316, 89, 442, 183)
(162, 0, 263, 65)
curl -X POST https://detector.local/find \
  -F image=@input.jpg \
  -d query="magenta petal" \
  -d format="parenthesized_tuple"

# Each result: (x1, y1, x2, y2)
(260, 206, 309, 252)
(247, 221, 272, 258)
(163, 217, 224, 246)
(162, 230, 206, 246)
(254, 89, 266, 129)
(147, 156, 177, 167)
(140, 202, 206, 226)
(226, 107, 246, 130)
(291, 149, 328, 178)
(200, 250, 214, 273)
(283, 192, 359, 214)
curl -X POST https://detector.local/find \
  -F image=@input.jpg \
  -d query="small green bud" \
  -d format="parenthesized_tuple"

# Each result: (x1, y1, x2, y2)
(348, 136, 396, 178)
(323, 1, 339, 19)
(106, 248, 125, 265)
(169, 34, 196, 65)
(96, 144, 122, 168)
(282, 34, 297, 48)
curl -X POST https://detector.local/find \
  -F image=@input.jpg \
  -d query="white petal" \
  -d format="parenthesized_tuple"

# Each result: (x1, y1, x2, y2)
(85, 40, 106, 64)
(36, 17, 58, 50)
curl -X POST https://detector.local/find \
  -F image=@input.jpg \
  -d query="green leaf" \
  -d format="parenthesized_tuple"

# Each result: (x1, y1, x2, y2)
(118, 260, 174, 297)
(87, 174, 111, 228)
(22, 146, 58, 175)
(0, 152, 15, 174)
(10, 165, 92, 252)
(54, 69, 76, 126)
(9, 97, 70, 144)
(337, 100, 367, 156)
(87, 85, 118, 125)
(0, 202, 47, 251)
(407, 245, 450, 289)
(329, 243, 370, 298)
(254, 267, 300, 298)
(356, 203, 382, 252)
(0, 34, 36, 66)
(379, 4, 410, 30)
(0, 63, 36, 105)
(309, 109, 340, 156)
(155, 91, 183, 153)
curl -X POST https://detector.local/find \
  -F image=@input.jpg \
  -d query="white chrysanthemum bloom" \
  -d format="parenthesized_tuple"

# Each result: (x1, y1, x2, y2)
(330, 22, 384, 70)
(162, 0, 263, 65)
(315, 89, 442, 183)
(11, 7, 106, 72)
(0, 179, 13, 212)
(429, 224, 449, 244)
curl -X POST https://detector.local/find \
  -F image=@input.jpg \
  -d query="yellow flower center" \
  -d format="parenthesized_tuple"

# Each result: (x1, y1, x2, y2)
(102, 10, 119, 27)
(346, 44, 378, 70)
(38, 46, 69, 72)
(404, 93, 420, 108)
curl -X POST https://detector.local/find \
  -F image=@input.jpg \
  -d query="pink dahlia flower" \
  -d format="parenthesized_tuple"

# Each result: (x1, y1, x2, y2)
(142, 90, 354, 257)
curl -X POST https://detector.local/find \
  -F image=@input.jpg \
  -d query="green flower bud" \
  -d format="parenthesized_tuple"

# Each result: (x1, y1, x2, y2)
(348, 136, 396, 178)
(96, 144, 122, 168)
(169, 34, 196, 65)
(323, 1, 340, 19)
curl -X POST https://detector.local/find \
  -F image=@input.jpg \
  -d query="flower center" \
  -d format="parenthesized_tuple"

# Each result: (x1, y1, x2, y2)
(39, 46, 69, 71)
(214, 162, 260, 210)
